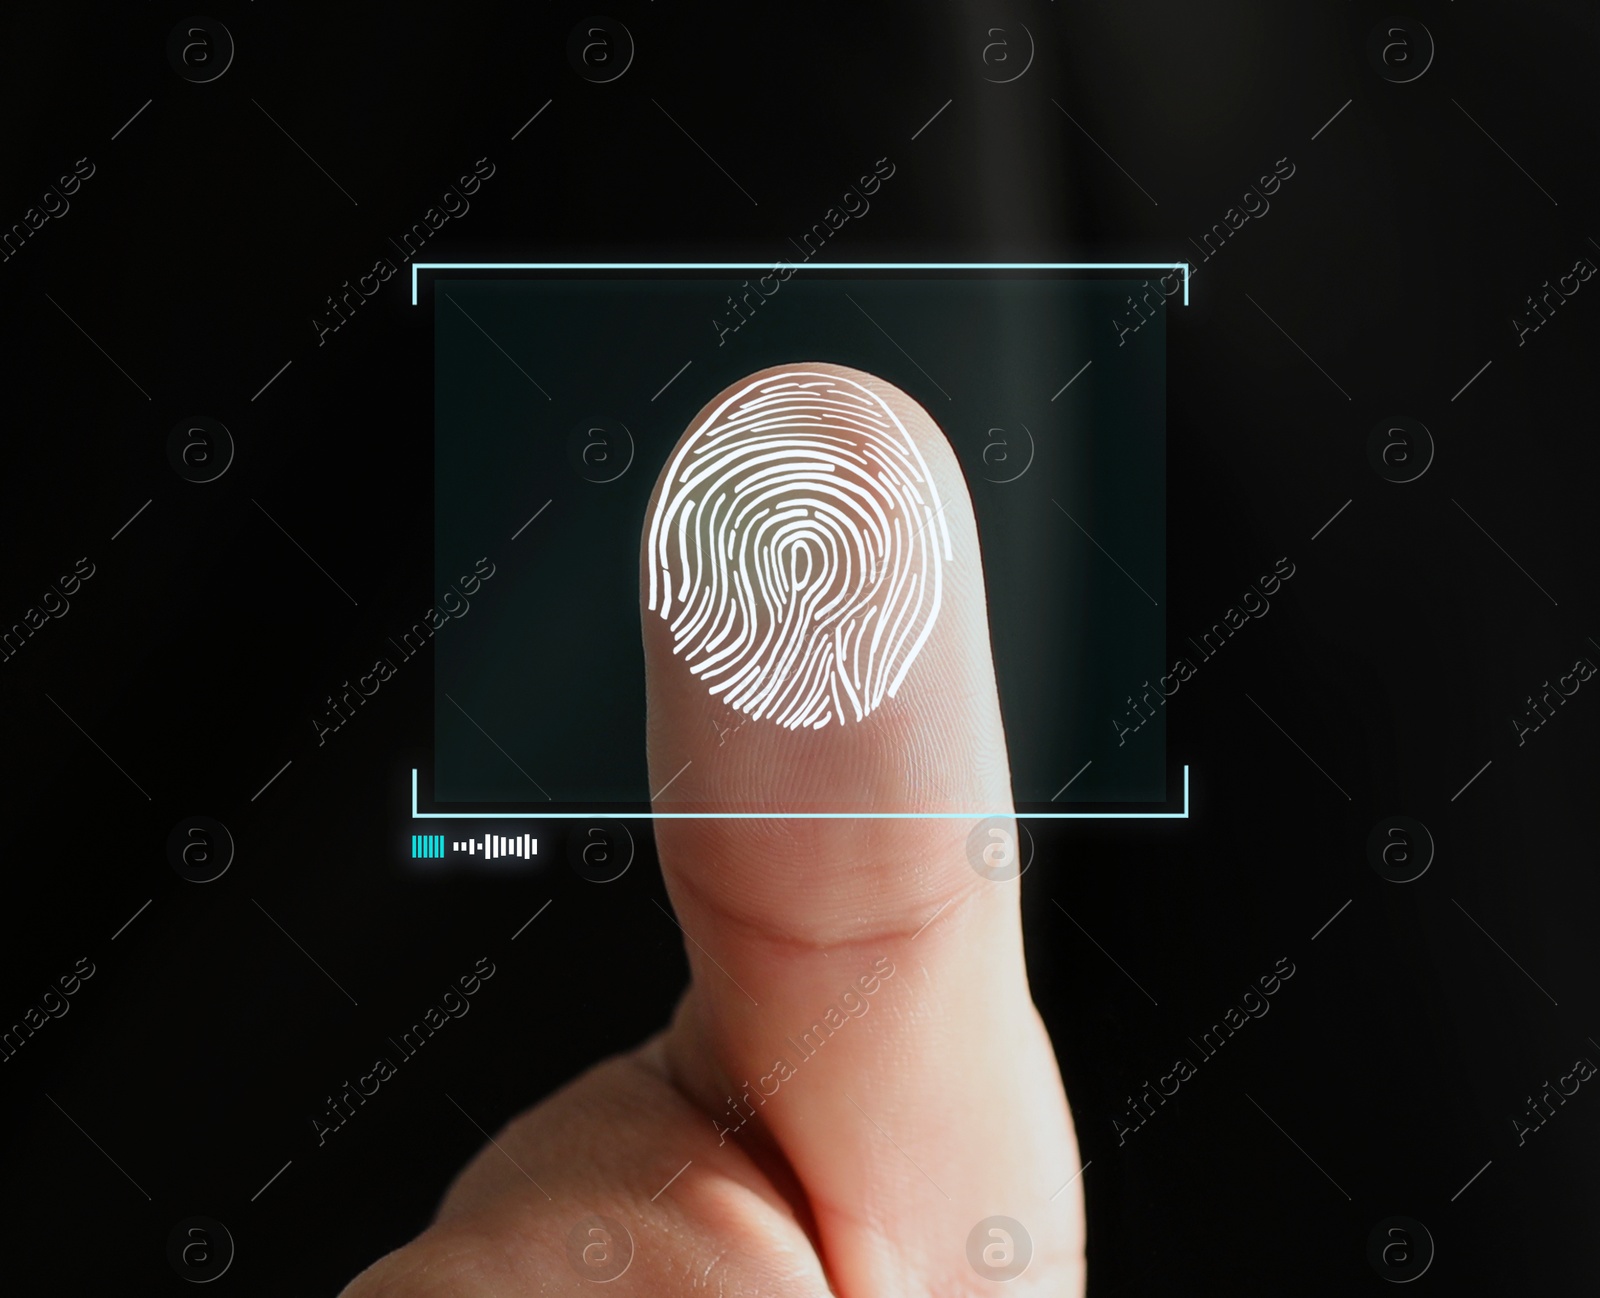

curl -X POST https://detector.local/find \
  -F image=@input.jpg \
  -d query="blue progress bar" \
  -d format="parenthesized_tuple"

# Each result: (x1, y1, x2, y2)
(411, 834, 445, 858)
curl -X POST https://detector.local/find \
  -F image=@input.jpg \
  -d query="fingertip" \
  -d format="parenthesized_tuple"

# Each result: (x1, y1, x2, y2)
(640, 360, 991, 749)
(638, 360, 1011, 938)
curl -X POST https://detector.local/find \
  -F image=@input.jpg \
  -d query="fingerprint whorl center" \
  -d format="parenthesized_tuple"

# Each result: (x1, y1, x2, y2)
(646, 371, 954, 729)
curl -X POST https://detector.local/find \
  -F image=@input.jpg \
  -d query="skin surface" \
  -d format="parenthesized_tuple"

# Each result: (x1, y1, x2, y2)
(339, 363, 1086, 1297)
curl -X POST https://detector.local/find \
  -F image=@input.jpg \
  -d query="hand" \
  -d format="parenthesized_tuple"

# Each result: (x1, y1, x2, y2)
(340, 363, 1085, 1296)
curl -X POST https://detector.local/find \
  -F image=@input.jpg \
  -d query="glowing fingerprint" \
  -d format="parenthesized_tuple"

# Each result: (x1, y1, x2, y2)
(647, 370, 954, 729)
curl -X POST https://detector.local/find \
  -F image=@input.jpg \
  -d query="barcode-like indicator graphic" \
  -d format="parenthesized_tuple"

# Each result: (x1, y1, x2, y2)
(456, 833, 536, 859)
(411, 833, 540, 860)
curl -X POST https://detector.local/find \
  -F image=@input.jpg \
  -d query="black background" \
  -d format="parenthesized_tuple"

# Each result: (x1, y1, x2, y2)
(2, 2, 1597, 1293)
